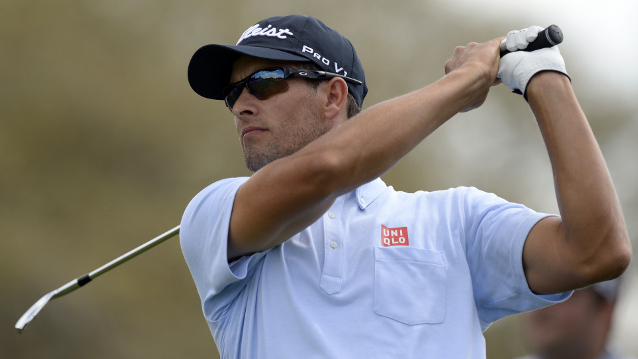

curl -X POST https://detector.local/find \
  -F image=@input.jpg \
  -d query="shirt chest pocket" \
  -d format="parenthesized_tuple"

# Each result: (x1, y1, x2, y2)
(374, 247, 447, 325)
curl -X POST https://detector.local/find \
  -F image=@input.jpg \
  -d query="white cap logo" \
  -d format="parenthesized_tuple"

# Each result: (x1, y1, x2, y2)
(236, 24, 294, 45)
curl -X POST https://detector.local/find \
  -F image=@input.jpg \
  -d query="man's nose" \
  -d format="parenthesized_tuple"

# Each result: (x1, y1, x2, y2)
(231, 87, 257, 116)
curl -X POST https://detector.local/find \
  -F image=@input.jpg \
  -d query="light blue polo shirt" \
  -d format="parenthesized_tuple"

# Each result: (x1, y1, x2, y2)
(180, 177, 571, 359)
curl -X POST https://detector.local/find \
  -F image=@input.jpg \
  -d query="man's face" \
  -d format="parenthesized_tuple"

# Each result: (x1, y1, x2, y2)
(228, 56, 330, 172)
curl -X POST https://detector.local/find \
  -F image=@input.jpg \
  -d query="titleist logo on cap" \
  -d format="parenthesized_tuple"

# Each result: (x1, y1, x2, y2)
(236, 24, 294, 45)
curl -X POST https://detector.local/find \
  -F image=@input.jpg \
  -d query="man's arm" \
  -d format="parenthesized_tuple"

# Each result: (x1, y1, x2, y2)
(522, 72, 631, 294)
(227, 39, 503, 260)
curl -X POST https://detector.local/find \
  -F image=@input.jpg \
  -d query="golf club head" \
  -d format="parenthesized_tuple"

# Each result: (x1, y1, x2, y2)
(15, 291, 54, 333)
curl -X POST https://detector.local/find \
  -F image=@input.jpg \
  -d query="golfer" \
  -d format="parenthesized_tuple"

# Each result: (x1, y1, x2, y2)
(180, 15, 631, 358)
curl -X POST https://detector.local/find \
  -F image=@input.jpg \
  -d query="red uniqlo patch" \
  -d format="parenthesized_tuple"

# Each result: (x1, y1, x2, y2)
(381, 225, 409, 247)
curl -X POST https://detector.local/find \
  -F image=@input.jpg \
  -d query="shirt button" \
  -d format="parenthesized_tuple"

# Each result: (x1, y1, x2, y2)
(359, 197, 366, 206)
(330, 241, 338, 249)
(328, 212, 336, 219)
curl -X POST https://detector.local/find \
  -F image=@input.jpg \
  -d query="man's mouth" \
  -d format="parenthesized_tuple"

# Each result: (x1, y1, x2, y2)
(242, 126, 268, 140)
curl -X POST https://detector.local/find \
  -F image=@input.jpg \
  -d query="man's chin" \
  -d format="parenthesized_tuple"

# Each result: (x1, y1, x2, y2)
(243, 145, 299, 172)
(245, 154, 275, 172)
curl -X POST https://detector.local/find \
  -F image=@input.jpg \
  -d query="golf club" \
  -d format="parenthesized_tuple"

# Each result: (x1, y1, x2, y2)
(15, 225, 180, 333)
(500, 24, 563, 57)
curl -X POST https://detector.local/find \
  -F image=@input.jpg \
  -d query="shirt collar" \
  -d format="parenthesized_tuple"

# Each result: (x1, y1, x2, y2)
(354, 178, 387, 210)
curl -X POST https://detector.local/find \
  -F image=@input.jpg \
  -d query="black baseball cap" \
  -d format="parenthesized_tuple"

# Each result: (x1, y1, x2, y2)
(188, 15, 368, 108)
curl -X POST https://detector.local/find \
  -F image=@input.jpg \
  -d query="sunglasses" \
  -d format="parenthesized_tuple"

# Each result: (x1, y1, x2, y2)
(222, 67, 362, 110)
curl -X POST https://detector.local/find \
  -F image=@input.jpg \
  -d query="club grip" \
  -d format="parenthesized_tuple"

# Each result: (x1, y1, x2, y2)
(500, 25, 563, 57)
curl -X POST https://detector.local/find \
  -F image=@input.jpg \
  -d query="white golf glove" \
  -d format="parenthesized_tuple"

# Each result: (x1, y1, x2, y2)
(498, 26, 569, 97)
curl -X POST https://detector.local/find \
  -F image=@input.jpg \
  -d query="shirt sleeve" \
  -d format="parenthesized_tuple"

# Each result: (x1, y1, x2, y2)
(180, 177, 270, 321)
(460, 187, 572, 331)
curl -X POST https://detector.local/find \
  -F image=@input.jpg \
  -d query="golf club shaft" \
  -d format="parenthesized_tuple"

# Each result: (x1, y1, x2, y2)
(15, 225, 180, 333)
(85, 225, 181, 282)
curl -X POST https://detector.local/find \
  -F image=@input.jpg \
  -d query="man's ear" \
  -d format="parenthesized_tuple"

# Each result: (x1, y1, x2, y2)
(322, 78, 349, 120)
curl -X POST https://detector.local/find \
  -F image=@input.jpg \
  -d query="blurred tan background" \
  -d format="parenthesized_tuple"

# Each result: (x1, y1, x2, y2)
(2, 0, 636, 358)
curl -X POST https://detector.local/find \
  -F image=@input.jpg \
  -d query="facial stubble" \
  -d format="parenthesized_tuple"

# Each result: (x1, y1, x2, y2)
(243, 101, 326, 172)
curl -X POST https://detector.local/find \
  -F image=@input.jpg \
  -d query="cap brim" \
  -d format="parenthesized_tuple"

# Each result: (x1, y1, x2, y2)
(188, 44, 310, 100)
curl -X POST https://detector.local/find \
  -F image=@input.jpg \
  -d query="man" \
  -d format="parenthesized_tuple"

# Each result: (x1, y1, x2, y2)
(180, 15, 631, 358)
(516, 279, 635, 359)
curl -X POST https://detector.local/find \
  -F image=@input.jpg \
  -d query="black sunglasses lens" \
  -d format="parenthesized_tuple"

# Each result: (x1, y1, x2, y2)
(224, 85, 242, 109)
(247, 77, 289, 100)
(224, 68, 289, 109)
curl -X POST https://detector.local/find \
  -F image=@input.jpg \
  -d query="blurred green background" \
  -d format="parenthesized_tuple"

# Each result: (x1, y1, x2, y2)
(2, 0, 636, 358)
